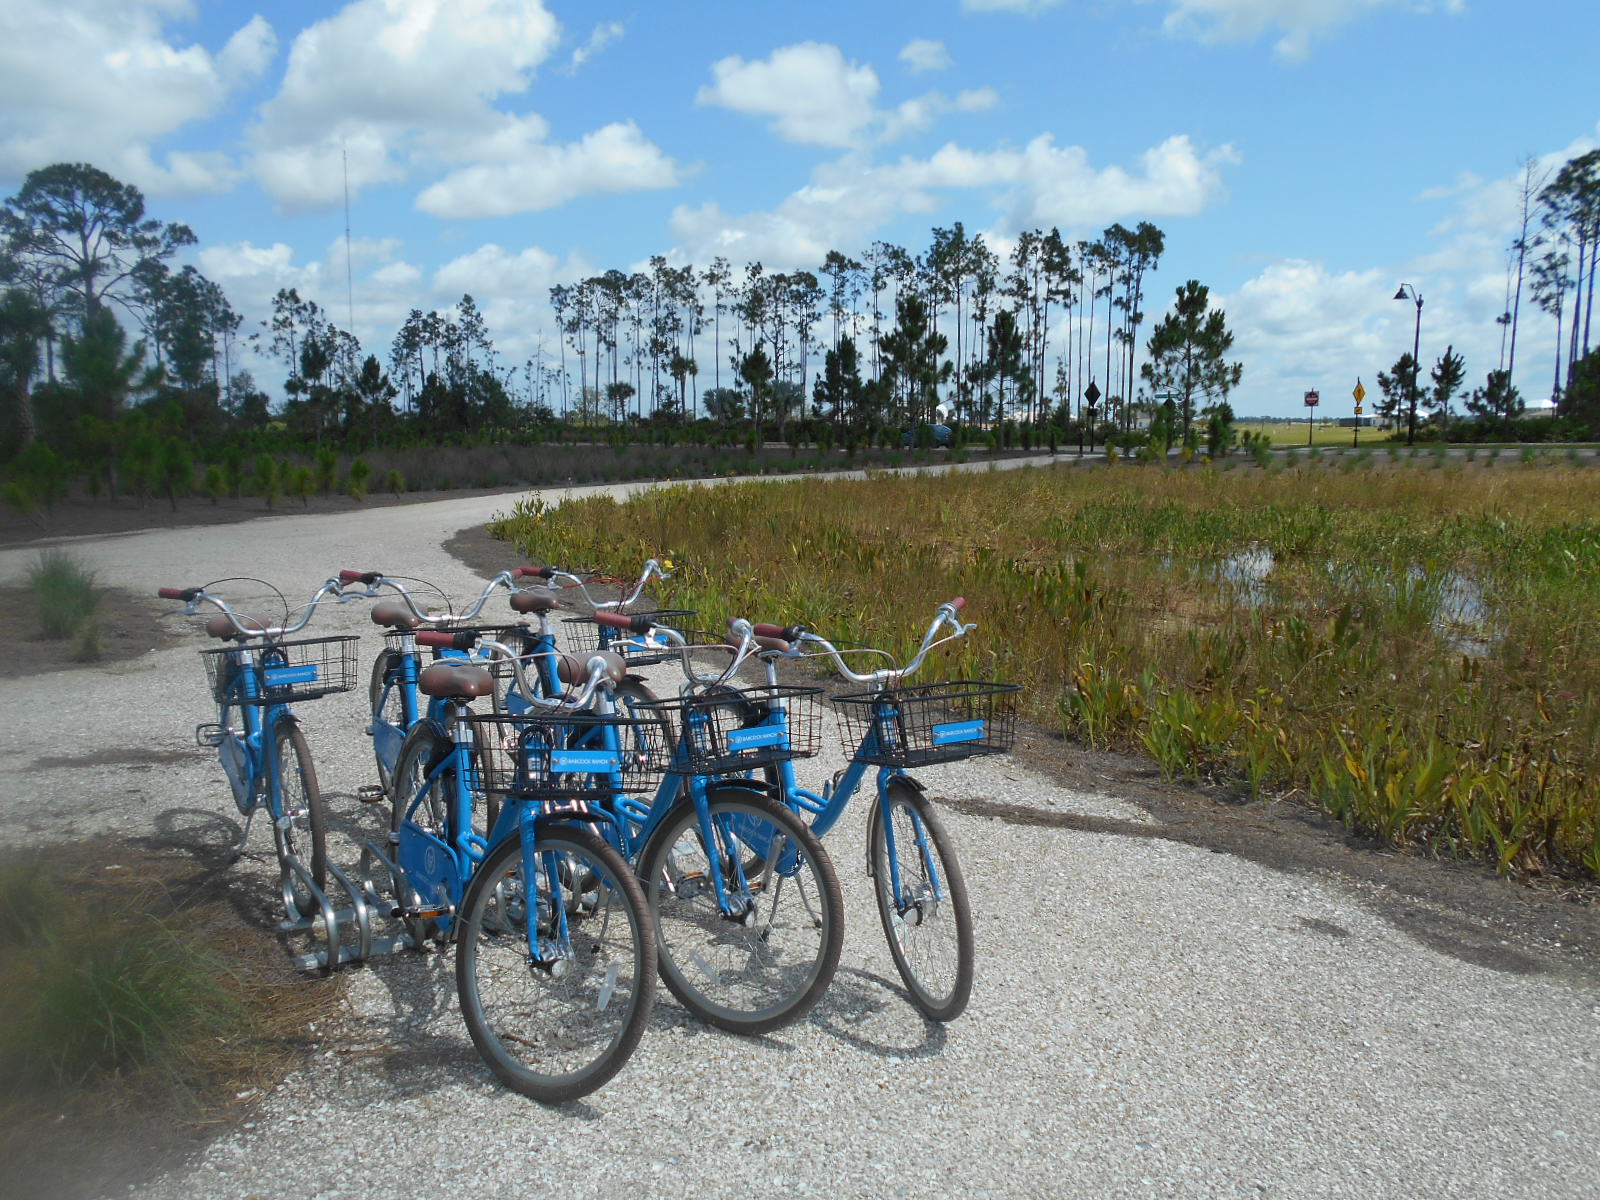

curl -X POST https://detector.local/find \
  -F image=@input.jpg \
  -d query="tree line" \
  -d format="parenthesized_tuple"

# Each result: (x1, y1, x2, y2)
(0, 161, 1257, 509)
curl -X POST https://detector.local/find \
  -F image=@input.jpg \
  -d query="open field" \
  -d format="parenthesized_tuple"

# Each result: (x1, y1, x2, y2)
(493, 455, 1600, 880)
(1235, 419, 1387, 447)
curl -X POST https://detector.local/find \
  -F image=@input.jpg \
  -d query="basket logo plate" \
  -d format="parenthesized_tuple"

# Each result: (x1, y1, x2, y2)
(264, 664, 318, 687)
(932, 719, 985, 746)
(726, 725, 786, 751)
(546, 749, 621, 774)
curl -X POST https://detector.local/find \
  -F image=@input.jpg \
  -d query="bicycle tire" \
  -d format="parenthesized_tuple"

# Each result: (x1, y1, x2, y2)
(368, 648, 406, 790)
(272, 718, 328, 919)
(639, 786, 843, 1035)
(867, 779, 974, 1022)
(455, 824, 656, 1103)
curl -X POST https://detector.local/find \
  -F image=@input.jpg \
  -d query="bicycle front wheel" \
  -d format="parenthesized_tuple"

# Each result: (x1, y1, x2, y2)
(868, 779, 974, 1021)
(272, 719, 328, 918)
(455, 825, 656, 1103)
(640, 787, 843, 1035)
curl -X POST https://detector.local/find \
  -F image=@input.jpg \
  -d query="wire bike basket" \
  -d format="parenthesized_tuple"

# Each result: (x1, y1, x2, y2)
(562, 609, 698, 666)
(646, 684, 825, 777)
(833, 680, 1020, 768)
(200, 635, 360, 705)
(464, 710, 672, 801)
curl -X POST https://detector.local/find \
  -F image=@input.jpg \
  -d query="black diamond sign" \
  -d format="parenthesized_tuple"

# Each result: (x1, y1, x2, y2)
(1083, 380, 1101, 407)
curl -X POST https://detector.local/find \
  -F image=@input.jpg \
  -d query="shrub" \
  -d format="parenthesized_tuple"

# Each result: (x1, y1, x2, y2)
(26, 550, 99, 639)
(201, 465, 226, 504)
(346, 458, 372, 501)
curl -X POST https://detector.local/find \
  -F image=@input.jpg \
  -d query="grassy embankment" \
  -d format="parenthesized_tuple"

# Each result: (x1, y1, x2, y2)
(490, 454, 1600, 880)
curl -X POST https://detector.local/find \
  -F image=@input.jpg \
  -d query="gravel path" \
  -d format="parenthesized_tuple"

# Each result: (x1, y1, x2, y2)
(1, 476, 1597, 1200)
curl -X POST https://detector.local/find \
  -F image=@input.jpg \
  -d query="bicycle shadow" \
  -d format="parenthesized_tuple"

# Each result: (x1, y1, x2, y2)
(803, 966, 949, 1061)
(131, 807, 621, 1116)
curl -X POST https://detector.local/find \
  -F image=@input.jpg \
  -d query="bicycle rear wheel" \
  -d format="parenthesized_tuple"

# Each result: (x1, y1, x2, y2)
(368, 648, 407, 790)
(456, 824, 656, 1102)
(272, 718, 328, 919)
(867, 779, 974, 1021)
(639, 786, 842, 1035)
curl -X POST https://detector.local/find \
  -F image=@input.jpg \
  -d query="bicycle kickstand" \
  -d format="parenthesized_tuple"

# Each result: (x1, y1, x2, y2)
(229, 805, 260, 863)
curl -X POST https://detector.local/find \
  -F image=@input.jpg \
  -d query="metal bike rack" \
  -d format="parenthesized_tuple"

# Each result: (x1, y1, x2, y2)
(279, 846, 417, 972)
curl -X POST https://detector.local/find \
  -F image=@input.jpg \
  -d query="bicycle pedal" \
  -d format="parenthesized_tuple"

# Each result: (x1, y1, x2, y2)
(356, 785, 387, 805)
(195, 723, 225, 748)
(400, 904, 452, 921)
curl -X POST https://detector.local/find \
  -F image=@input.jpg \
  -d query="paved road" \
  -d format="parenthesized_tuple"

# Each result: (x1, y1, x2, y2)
(1, 472, 1596, 1200)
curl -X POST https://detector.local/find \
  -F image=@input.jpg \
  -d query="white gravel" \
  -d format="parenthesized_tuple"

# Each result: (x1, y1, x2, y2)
(1, 477, 1597, 1200)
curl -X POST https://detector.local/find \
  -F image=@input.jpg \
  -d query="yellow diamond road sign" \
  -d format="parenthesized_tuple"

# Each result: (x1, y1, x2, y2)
(1353, 379, 1367, 404)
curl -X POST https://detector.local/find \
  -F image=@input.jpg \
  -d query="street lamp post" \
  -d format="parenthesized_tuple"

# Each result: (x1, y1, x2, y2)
(1394, 283, 1423, 445)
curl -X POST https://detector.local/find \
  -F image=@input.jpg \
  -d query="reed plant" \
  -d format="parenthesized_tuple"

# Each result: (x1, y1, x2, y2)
(26, 549, 100, 639)
(491, 461, 1600, 878)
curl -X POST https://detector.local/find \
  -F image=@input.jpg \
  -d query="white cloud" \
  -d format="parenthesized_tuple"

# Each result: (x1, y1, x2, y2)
(698, 43, 882, 148)
(416, 121, 684, 219)
(0, 0, 273, 193)
(899, 39, 953, 73)
(956, 88, 1002, 112)
(569, 20, 624, 72)
(218, 15, 279, 81)
(699, 42, 1006, 151)
(249, 0, 680, 218)
(868, 133, 1239, 228)
(1157, 0, 1465, 61)
(249, 0, 562, 207)
(667, 133, 1237, 271)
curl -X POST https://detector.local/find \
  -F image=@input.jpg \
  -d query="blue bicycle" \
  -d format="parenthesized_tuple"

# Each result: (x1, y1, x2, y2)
(368, 636, 661, 1102)
(612, 600, 1016, 1022)
(583, 611, 846, 1033)
(159, 578, 358, 925)
(442, 618, 846, 1036)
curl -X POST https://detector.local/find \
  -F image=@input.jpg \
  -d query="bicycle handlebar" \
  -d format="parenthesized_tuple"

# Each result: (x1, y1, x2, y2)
(416, 629, 478, 652)
(158, 579, 343, 639)
(539, 558, 669, 612)
(754, 599, 975, 686)
(336, 568, 522, 624)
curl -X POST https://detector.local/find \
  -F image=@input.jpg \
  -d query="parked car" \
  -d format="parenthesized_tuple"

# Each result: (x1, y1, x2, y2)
(902, 423, 953, 448)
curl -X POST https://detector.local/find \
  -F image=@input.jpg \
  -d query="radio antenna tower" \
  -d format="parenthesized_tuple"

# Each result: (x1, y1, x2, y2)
(342, 140, 356, 336)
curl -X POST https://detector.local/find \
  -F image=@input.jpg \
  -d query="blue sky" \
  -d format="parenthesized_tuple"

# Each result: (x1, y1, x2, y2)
(3, 0, 1596, 418)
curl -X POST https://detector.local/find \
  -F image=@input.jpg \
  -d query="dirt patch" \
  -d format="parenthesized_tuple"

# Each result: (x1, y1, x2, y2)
(0, 582, 175, 679)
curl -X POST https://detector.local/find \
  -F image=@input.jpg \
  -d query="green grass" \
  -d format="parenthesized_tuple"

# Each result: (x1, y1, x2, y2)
(25, 549, 100, 639)
(492, 459, 1600, 880)
(0, 845, 339, 1195)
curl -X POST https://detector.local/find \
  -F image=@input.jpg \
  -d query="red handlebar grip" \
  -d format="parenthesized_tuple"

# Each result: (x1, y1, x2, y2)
(158, 587, 187, 600)
(947, 596, 966, 613)
(592, 610, 632, 630)
(339, 569, 365, 582)
(512, 566, 537, 578)
(415, 630, 458, 648)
